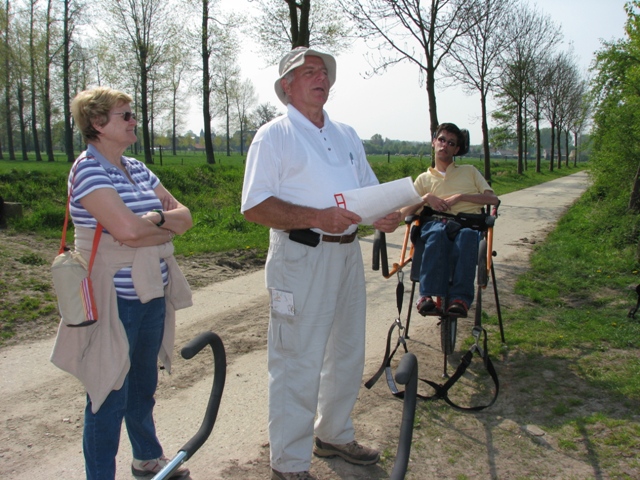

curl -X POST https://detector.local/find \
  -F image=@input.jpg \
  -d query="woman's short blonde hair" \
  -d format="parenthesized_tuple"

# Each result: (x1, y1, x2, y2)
(71, 87, 133, 143)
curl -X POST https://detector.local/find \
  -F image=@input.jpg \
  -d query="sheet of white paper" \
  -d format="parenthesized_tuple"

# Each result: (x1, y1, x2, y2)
(334, 176, 423, 225)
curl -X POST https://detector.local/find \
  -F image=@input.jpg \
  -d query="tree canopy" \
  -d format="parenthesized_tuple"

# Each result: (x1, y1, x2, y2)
(590, 0, 640, 212)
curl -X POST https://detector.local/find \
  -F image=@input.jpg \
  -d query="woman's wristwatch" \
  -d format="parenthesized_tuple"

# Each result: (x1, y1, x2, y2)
(152, 209, 165, 227)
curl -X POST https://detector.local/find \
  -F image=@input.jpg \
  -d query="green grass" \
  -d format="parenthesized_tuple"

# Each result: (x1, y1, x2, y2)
(500, 191, 640, 402)
(0, 152, 586, 254)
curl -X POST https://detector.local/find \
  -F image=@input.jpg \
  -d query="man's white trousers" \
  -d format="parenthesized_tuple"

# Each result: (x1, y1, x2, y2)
(265, 230, 367, 473)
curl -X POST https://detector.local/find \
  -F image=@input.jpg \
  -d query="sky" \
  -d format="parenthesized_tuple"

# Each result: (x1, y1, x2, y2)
(189, 0, 629, 144)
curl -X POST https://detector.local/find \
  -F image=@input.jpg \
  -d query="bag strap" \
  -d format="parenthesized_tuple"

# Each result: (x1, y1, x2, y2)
(59, 157, 103, 273)
(87, 224, 103, 275)
(58, 182, 74, 254)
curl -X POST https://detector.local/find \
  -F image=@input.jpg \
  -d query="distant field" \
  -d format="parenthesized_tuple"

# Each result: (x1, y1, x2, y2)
(0, 150, 245, 170)
(0, 149, 562, 171)
(0, 150, 586, 255)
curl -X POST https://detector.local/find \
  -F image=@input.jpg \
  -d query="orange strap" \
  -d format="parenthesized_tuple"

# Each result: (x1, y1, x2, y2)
(59, 158, 103, 275)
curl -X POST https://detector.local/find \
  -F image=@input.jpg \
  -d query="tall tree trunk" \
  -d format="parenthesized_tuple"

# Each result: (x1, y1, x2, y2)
(286, 0, 310, 48)
(535, 113, 541, 173)
(239, 116, 245, 156)
(523, 97, 528, 171)
(629, 161, 640, 212)
(29, 0, 42, 162)
(17, 82, 28, 161)
(4, 0, 15, 160)
(140, 62, 153, 164)
(573, 131, 579, 166)
(4, 79, 15, 160)
(427, 81, 439, 168)
(225, 93, 230, 156)
(480, 92, 491, 182)
(62, 0, 74, 162)
(29, 78, 42, 161)
(516, 102, 523, 174)
(44, 0, 55, 162)
(556, 126, 561, 169)
(172, 89, 177, 156)
(426, 74, 439, 139)
(549, 122, 555, 172)
(132, 86, 139, 156)
(202, 0, 215, 164)
(150, 80, 155, 160)
(564, 130, 570, 167)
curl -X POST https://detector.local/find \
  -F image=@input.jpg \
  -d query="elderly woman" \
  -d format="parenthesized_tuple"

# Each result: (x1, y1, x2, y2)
(51, 87, 193, 480)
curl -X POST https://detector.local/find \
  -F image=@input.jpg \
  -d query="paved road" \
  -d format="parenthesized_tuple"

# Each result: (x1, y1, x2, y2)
(164, 170, 594, 478)
(0, 171, 590, 479)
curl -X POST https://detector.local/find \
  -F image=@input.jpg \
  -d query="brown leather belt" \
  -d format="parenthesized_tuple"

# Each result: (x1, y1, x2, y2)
(320, 231, 358, 244)
(284, 229, 358, 245)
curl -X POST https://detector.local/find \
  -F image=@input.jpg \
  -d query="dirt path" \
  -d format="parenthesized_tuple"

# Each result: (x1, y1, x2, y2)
(0, 172, 596, 479)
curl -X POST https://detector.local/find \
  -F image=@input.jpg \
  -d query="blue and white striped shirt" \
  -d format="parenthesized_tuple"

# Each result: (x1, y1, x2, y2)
(69, 145, 169, 299)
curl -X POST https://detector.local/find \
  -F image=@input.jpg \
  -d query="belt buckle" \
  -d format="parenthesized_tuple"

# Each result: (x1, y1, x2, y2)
(339, 234, 347, 244)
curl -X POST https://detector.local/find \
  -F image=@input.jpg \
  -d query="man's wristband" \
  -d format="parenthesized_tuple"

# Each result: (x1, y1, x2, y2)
(152, 209, 165, 227)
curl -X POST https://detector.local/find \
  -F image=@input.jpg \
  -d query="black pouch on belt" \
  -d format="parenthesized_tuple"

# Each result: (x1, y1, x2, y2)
(445, 220, 463, 240)
(289, 229, 321, 247)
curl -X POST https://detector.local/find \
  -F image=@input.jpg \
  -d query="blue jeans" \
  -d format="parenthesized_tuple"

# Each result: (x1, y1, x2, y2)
(83, 296, 166, 480)
(419, 220, 479, 307)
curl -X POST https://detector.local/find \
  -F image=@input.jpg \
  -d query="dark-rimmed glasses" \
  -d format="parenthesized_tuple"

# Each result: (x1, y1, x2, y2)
(436, 136, 457, 148)
(112, 112, 137, 121)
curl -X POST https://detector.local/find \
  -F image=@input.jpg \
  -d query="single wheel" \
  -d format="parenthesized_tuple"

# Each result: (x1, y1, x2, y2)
(440, 316, 458, 355)
(477, 238, 488, 287)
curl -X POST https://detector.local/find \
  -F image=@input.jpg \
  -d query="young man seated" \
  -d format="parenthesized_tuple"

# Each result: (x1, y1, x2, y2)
(400, 123, 499, 318)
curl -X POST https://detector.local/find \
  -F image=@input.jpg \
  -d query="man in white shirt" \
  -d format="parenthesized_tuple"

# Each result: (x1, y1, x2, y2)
(241, 47, 400, 480)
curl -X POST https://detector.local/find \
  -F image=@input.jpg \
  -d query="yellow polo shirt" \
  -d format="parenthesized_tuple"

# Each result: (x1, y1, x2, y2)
(414, 163, 493, 216)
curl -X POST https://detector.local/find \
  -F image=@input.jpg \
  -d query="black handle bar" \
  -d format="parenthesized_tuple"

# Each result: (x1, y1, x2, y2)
(152, 331, 226, 480)
(390, 352, 418, 480)
(180, 331, 226, 457)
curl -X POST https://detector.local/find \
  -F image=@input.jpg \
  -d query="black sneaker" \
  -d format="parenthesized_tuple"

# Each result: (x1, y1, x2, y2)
(313, 438, 380, 465)
(271, 468, 317, 480)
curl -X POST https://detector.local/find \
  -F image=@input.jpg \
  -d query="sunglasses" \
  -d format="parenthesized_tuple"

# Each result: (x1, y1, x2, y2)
(436, 136, 457, 148)
(112, 111, 137, 121)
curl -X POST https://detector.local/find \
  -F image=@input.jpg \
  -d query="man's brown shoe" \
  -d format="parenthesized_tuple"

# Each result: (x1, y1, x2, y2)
(313, 438, 380, 465)
(271, 468, 317, 480)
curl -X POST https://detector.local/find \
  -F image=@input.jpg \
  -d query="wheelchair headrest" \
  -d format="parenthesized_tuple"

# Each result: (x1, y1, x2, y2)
(458, 129, 470, 156)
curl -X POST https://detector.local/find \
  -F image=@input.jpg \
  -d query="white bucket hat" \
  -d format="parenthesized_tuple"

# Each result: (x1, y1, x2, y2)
(274, 47, 337, 105)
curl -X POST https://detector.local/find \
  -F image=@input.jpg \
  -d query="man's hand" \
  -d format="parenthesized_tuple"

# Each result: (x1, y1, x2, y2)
(424, 193, 450, 212)
(373, 211, 402, 233)
(244, 198, 360, 232)
(317, 206, 362, 234)
(443, 193, 463, 208)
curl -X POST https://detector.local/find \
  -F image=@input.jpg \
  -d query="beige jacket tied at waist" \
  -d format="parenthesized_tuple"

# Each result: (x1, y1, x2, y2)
(50, 226, 193, 413)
